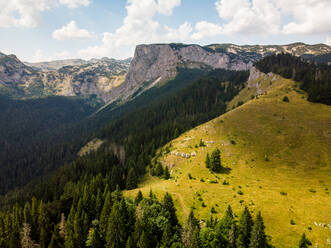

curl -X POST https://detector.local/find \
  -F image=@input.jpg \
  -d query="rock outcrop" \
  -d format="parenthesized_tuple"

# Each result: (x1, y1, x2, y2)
(105, 44, 254, 103)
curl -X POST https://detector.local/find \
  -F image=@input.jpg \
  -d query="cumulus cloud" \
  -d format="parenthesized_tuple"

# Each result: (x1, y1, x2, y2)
(191, 0, 331, 40)
(0, 0, 91, 28)
(326, 36, 331, 46)
(78, 0, 189, 59)
(31, 49, 72, 62)
(52, 21, 94, 40)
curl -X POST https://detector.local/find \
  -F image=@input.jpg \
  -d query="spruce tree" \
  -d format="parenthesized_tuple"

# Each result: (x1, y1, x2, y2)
(205, 153, 210, 168)
(126, 236, 134, 248)
(163, 192, 179, 228)
(106, 198, 130, 248)
(210, 148, 222, 172)
(299, 233, 311, 248)
(229, 223, 237, 248)
(135, 190, 143, 205)
(238, 206, 253, 248)
(99, 191, 112, 238)
(163, 166, 170, 179)
(155, 163, 164, 177)
(126, 168, 138, 190)
(249, 212, 267, 248)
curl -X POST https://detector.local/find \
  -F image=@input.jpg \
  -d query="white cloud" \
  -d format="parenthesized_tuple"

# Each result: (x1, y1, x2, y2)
(78, 0, 190, 59)
(59, 0, 90, 9)
(326, 36, 331, 46)
(52, 21, 94, 40)
(191, 21, 223, 40)
(0, 0, 91, 28)
(280, 0, 331, 35)
(215, 0, 281, 35)
(30, 49, 72, 62)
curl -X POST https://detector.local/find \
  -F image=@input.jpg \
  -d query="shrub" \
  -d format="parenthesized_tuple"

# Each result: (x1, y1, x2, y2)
(202, 202, 206, 207)
(280, 191, 287, 196)
(199, 139, 206, 147)
(211, 206, 217, 213)
(237, 190, 244, 195)
(222, 180, 229, 185)
(309, 189, 316, 193)
(283, 96, 290, 102)
(290, 219, 296, 225)
(188, 173, 193, 180)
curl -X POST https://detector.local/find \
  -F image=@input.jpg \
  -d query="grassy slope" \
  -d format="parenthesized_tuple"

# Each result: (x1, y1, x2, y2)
(125, 76, 331, 247)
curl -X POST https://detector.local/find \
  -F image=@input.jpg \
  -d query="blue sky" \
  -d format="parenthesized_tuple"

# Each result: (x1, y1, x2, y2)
(0, 0, 330, 62)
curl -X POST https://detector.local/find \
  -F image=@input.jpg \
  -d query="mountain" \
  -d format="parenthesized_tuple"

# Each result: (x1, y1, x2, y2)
(205, 42, 331, 56)
(0, 53, 130, 102)
(125, 68, 331, 247)
(105, 42, 331, 105)
(25, 59, 87, 71)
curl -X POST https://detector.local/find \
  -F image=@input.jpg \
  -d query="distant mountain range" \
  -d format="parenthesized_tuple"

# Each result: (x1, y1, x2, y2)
(0, 42, 330, 105)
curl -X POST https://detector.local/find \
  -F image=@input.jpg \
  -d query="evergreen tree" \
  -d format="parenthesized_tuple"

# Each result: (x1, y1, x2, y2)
(137, 231, 149, 248)
(163, 166, 170, 179)
(299, 233, 312, 248)
(205, 153, 210, 168)
(219, 205, 234, 238)
(163, 192, 179, 228)
(106, 198, 131, 248)
(249, 212, 267, 248)
(48, 225, 62, 248)
(64, 230, 75, 248)
(210, 148, 222, 172)
(135, 190, 144, 205)
(99, 191, 112, 238)
(86, 220, 103, 248)
(155, 163, 164, 177)
(238, 206, 253, 248)
(229, 223, 237, 248)
(126, 236, 134, 248)
(126, 168, 138, 190)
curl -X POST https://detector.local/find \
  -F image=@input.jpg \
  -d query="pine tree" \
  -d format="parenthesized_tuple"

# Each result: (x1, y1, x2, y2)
(48, 225, 62, 248)
(182, 210, 200, 248)
(205, 152, 210, 168)
(99, 191, 112, 238)
(137, 231, 149, 248)
(64, 230, 75, 248)
(135, 190, 143, 205)
(249, 212, 267, 248)
(126, 236, 134, 248)
(126, 168, 138, 190)
(219, 205, 234, 238)
(86, 220, 103, 248)
(163, 166, 170, 179)
(210, 148, 222, 172)
(106, 198, 130, 248)
(155, 163, 164, 177)
(163, 192, 179, 228)
(229, 223, 237, 248)
(238, 206, 253, 248)
(161, 223, 174, 248)
(299, 233, 312, 248)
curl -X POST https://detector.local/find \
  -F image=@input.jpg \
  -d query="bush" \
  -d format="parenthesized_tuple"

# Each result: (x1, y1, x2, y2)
(280, 191, 287, 196)
(222, 180, 229, 185)
(188, 173, 193, 180)
(283, 96, 290, 102)
(237, 190, 244, 195)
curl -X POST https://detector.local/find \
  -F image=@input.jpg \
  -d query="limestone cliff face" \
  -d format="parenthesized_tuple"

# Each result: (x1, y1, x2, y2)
(0, 55, 130, 102)
(105, 44, 254, 103)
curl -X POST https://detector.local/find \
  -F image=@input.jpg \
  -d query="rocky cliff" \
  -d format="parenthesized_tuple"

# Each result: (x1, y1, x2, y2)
(0, 54, 130, 102)
(105, 44, 254, 103)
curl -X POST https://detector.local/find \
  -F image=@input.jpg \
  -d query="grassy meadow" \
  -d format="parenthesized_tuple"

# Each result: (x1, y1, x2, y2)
(125, 76, 331, 247)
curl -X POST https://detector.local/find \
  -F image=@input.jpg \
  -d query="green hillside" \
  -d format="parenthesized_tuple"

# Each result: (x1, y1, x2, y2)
(126, 76, 331, 247)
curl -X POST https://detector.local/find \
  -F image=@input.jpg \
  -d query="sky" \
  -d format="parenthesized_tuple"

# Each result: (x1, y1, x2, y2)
(0, 0, 330, 62)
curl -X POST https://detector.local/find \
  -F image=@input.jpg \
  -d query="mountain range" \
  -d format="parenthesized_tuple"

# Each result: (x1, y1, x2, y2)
(1, 42, 330, 105)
